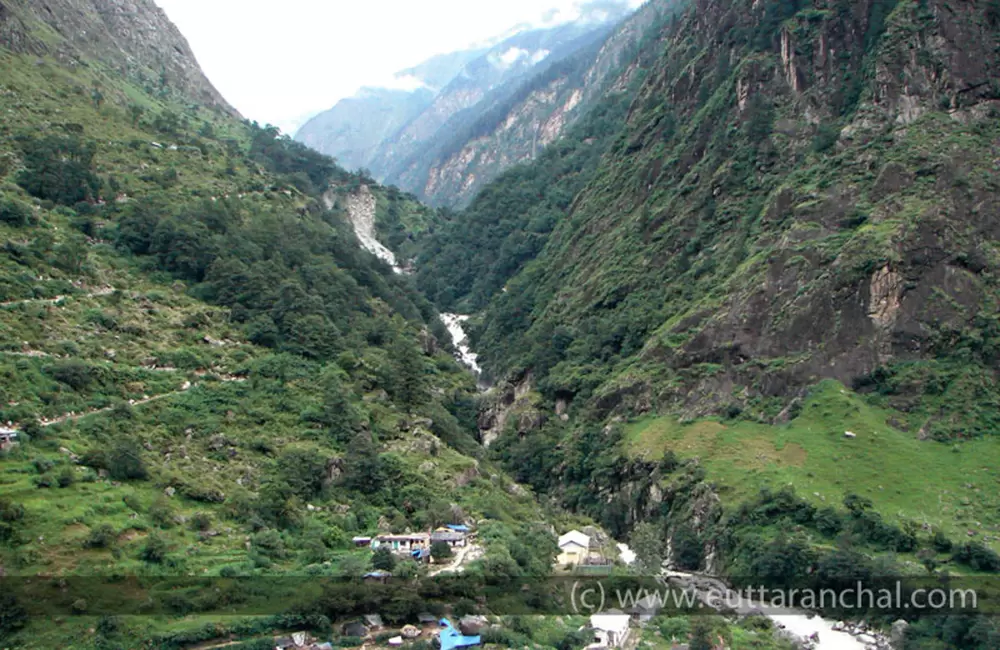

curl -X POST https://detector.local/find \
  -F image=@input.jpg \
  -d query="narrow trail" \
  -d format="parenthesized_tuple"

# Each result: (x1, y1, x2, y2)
(21, 374, 246, 429)
(38, 388, 189, 428)
(0, 286, 115, 308)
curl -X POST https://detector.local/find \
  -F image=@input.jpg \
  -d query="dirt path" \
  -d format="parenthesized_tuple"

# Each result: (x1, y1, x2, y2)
(0, 286, 115, 308)
(34, 373, 247, 428)
(38, 386, 192, 427)
(428, 543, 482, 576)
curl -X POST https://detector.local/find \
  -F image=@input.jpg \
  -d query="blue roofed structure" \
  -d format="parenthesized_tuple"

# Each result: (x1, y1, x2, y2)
(446, 525, 471, 533)
(437, 618, 481, 650)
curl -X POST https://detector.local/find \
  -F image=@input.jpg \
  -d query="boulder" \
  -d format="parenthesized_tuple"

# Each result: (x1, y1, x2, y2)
(890, 620, 909, 649)
(458, 615, 488, 636)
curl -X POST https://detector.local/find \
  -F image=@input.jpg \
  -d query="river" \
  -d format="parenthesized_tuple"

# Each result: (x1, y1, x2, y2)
(616, 544, 878, 650)
(373, 230, 879, 649)
(441, 313, 482, 376)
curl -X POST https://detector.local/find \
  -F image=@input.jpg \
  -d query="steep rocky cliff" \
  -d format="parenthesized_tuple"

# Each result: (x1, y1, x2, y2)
(0, 0, 236, 114)
(473, 0, 1000, 437)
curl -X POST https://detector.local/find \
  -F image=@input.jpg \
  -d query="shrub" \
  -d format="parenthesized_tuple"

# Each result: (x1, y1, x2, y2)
(812, 122, 840, 153)
(57, 466, 75, 488)
(16, 135, 100, 205)
(148, 497, 176, 529)
(932, 531, 954, 553)
(96, 615, 122, 637)
(80, 448, 108, 470)
(34, 473, 56, 489)
(179, 481, 226, 503)
(672, 525, 704, 571)
(431, 540, 453, 561)
(84, 524, 117, 549)
(48, 360, 95, 391)
(953, 542, 1000, 571)
(0, 592, 28, 640)
(139, 533, 168, 563)
(219, 565, 241, 578)
(0, 498, 25, 544)
(108, 440, 148, 481)
(814, 507, 844, 537)
(0, 199, 35, 227)
(371, 547, 396, 572)
(190, 512, 213, 531)
(251, 529, 287, 558)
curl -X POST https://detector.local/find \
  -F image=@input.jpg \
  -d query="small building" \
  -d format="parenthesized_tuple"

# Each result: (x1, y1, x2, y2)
(437, 618, 481, 650)
(364, 614, 384, 629)
(431, 529, 467, 548)
(373, 533, 430, 553)
(557, 530, 591, 566)
(446, 524, 471, 533)
(343, 621, 369, 638)
(418, 612, 438, 625)
(352, 536, 373, 547)
(363, 570, 391, 583)
(588, 611, 631, 648)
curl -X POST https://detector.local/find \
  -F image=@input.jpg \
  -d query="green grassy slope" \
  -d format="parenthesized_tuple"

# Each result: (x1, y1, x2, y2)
(0, 43, 558, 648)
(626, 380, 1000, 544)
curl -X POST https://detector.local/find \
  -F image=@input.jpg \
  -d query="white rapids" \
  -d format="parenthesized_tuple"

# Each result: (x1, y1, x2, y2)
(615, 543, 871, 650)
(441, 313, 481, 375)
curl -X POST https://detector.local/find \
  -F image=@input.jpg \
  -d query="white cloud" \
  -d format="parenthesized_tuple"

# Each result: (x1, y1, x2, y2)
(381, 74, 431, 92)
(491, 47, 529, 70)
(154, 0, 645, 133)
(530, 49, 551, 65)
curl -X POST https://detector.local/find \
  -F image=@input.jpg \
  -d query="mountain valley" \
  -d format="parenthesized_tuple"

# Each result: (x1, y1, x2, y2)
(1, 0, 1000, 648)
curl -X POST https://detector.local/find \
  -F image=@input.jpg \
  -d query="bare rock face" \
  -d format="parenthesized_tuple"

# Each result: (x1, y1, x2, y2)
(477, 372, 546, 447)
(0, 0, 237, 115)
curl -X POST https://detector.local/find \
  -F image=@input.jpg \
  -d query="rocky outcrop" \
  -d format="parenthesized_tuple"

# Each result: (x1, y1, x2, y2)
(477, 372, 545, 447)
(0, 0, 236, 115)
(336, 185, 399, 270)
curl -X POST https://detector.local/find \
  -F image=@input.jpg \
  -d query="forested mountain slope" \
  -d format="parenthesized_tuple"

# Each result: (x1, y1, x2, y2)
(474, 0, 1000, 431)
(0, 5, 560, 647)
(409, 0, 1000, 646)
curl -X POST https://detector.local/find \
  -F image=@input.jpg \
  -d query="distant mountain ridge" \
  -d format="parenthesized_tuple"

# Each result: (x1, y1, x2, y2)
(295, 0, 643, 207)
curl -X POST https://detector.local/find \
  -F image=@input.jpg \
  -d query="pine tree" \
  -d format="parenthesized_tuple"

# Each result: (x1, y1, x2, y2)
(389, 336, 427, 412)
(321, 367, 360, 444)
(341, 432, 384, 495)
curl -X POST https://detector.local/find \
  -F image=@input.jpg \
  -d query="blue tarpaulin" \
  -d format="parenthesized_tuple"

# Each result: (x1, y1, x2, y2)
(446, 525, 471, 532)
(438, 618, 480, 650)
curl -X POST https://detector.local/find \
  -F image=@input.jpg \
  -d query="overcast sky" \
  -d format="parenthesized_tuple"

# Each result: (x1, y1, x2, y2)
(154, 0, 642, 134)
